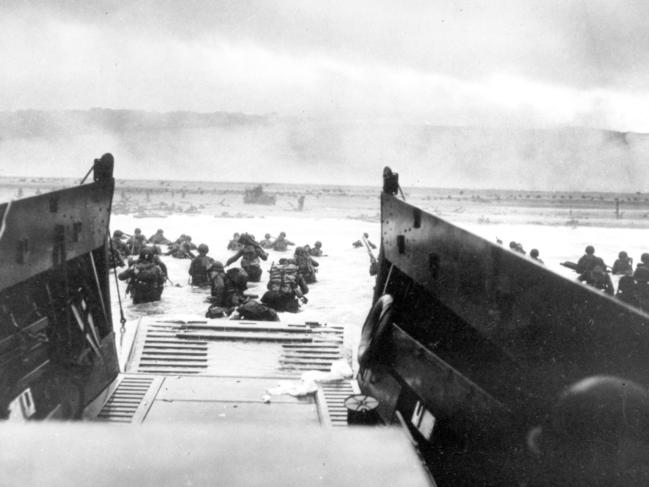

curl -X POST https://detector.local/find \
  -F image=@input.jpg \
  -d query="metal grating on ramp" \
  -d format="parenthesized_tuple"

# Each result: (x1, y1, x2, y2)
(318, 380, 358, 427)
(136, 322, 209, 374)
(279, 324, 345, 372)
(96, 376, 155, 423)
(127, 318, 349, 381)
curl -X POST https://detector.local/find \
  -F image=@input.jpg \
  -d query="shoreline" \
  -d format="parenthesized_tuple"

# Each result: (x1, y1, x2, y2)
(3, 178, 649, 230)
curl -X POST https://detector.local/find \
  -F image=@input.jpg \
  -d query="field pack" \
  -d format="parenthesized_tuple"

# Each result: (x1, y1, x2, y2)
(268, 263, 299, 294)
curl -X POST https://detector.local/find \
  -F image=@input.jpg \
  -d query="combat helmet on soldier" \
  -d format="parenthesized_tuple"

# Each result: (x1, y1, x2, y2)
(612, 251, 633, 275)
(309, 241, 323, 257)
(527, 376, 649, 486)
(189, 243, 215, 287)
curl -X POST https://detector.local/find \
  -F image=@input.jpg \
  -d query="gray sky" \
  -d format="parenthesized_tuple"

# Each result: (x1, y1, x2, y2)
(2, 0, 649, 131)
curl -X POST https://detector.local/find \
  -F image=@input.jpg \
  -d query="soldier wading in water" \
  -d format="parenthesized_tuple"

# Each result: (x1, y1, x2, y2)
(118, 247, 165, 304)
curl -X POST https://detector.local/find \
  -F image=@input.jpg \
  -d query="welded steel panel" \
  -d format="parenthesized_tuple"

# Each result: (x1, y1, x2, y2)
(380, 192, 649, 407)
(0, 180, 114, 292)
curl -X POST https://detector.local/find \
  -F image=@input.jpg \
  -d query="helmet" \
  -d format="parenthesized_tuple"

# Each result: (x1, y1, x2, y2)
(585, 245, 595, 254)
(233, 233, 240, 238)
(530, 376, 649, 486)
(198, 243, 209, 254)
(265, 233, 271, 239)
(315, 241, 322, 247)
(226, 268, 248, 290)
(210, 261, 224, 272)
(548, 376, 649, 446)
(530, 249, 539, 258)
(642, 253, 649, 264)
(235, 269, 248, 289)
(157, 228, 164, 234)
(280, 232, 286, 237)
(113, 230, 123, 238)
(139, 247, 154, 261)
(135, 228, 142, 234)
(619, 251, 628, 259)
(294, 246, 305, 255)
(186, 235, 192, 241)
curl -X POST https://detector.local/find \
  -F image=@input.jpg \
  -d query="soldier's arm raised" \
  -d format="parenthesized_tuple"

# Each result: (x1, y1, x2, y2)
(226, 250, 242, 266)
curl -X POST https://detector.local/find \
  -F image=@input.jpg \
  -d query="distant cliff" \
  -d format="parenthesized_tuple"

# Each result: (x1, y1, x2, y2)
(0, 109, 648, 191)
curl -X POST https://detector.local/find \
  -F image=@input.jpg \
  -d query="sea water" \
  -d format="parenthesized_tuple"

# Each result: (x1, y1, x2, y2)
(109, 214, 378, 355)
(109, 203, 649, 361)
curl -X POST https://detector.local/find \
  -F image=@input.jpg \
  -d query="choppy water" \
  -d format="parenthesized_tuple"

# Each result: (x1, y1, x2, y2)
(109, 211, 649, 357)
(109, 214, 378, 349)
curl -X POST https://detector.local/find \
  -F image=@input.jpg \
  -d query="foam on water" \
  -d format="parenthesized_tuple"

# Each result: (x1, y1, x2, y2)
(110, 212, 649, 359)
(110, 214, 379, 348)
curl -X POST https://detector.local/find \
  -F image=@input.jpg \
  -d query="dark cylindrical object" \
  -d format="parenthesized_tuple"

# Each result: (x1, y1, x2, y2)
(344, 394, 380, 425)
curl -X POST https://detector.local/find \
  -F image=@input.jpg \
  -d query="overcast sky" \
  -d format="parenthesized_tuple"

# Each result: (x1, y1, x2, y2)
(2, 0, 649, 131)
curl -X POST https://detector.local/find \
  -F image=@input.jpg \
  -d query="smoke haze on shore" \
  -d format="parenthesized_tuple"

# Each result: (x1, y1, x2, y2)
(1, 110, 648, 191)
(3, 2, 649, 190)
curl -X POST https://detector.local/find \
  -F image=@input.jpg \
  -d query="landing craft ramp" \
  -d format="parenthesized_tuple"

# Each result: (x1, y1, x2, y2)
(86, 317, 357, 427)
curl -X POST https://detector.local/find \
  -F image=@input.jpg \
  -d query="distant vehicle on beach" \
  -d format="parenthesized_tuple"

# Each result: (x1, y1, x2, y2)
(243, 185, 276, 205)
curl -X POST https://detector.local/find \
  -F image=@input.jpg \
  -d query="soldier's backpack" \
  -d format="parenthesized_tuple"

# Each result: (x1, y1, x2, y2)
(192, 256, 213, 285)
(205, 305, 229, 319)
(237, 301, 279, 321)
(134, 262, 161, 283)
(267, 263, 298, 294)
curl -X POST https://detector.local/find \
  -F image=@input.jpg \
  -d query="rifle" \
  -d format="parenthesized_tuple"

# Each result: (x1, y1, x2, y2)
(362, 234, 379, 276)
(241, 234, 268, 259)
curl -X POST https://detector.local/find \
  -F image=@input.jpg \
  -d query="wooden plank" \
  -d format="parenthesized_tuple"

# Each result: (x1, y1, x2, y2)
(97, 412, 135, 418)
(144, 339, 208, 345)
(288, 323, 344, 329)
(176, 332, 313, 343)
(141, 351, 207, 357)
(111, 387, 151, 392)
(178, 323, 315, 334)
(282, 345, 340, 349)
(280, 358, 337, 365)
(136, 369, 200, 374)
(139, 360, 208, 366)
(154, 320, 208, 325)
(139, 360, 207, 365)
(142, 347, 206, 352)
(281, 366, 330, 372)
(112, 391, 152, 397)
(282, 352, 342, 358)
(138, 365, 206, 370)
(99, 407, 139, 413)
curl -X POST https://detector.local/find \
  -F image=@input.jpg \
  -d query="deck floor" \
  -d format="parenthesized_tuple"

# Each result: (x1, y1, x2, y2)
(90, 317, 357, 426)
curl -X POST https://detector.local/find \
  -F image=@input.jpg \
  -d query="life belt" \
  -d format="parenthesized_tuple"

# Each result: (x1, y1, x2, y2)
(357, 294, 394, 368)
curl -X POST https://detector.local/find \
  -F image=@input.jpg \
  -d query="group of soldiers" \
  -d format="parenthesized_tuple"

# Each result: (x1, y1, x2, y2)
(559, 245, 649, 312)
(110, 228, 175, 304)
(111, 227, 325, 319)
(208, 231, 324, 316)
(584, 246, 649, 311)
(501, 237, 649, 313)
